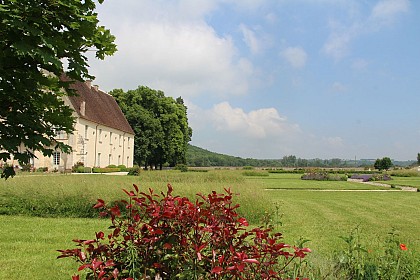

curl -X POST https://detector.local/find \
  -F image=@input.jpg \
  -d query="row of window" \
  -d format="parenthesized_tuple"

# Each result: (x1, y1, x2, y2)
(84, 125, 130, 148)
(96, 153, 130, 166)
(52, 151, 130, 167)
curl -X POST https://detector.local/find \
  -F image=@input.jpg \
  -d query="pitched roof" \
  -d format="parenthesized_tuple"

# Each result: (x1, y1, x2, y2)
(62, 77, 134, 135)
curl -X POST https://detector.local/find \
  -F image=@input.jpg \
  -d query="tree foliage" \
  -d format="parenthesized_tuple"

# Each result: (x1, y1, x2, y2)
(417, 153, 420, 165)
(0, 0, 116, 178)
(187, 146, 362, 168)
(110, 87, 192, 169)
(374, 157, 393, 171)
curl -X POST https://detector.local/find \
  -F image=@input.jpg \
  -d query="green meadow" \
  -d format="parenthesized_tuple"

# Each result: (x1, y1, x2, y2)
(1, 170, 419, 279)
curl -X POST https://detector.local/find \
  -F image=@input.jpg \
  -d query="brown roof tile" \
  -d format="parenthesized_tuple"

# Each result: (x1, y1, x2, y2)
(62, 77, 134, 135)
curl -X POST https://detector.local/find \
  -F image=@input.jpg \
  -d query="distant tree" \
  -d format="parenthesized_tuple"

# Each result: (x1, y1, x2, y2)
(381, 157, 392, 170)
(110, 87, 192, 170)
(329, 158, 342, 167)
(374, 157, 393, 171)
(417, 153, 420, 165)
(374, 159, 381, 170)
(281, 155, 297, 167)
(297, 158, 308, 167)
(0, 0, 116, 178)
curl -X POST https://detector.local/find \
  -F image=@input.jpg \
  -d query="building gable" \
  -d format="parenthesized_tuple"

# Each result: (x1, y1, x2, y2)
(62, 76, 134, 135)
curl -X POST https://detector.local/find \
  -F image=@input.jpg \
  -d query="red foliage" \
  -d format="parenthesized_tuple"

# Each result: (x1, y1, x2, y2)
(58, 184, 310, 279)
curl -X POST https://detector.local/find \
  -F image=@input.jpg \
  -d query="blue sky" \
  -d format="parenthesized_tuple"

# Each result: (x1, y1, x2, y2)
(88, 0, 420, 161)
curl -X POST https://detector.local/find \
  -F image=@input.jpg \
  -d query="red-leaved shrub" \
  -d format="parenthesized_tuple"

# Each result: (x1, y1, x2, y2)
(58, 184, 310, 279)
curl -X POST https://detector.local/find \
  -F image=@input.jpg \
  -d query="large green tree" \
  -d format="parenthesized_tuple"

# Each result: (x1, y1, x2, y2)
(110, 87, 192, 170)
(0, 0, 116, 178)
(374, 157, 393, 171)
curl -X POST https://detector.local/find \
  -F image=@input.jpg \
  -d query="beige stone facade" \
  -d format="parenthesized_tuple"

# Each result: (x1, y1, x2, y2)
(3, 78, 135, 171)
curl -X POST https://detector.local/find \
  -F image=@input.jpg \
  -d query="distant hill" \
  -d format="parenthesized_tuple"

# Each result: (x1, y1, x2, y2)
(186, 144, 416, 168)
(186, 144, 281, 167)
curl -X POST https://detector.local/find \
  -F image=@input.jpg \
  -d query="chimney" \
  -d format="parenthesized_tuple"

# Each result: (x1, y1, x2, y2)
(92, 85, 99, 91)
(80, 101, 86, 116)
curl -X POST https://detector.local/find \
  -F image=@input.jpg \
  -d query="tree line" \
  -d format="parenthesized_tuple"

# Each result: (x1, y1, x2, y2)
(187, 148, 416, 169)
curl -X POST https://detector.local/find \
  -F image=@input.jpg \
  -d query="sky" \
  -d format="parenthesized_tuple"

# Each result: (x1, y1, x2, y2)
(87, 0, 420, 161)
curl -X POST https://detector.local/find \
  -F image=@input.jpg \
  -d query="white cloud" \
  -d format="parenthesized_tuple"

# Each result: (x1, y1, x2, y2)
(187, 100, 357, 159)
(226, 0, 267, 11)
(187, 101, 305, 158)
(371, 0, 409, 23)
(323, 32, 353, 60)
(240, 24, 261, 54)
(210, 102, 300, 139)
(281, 47, 307, 69)
(265, 12, 278, 24)
(322, 0, 409, 60)
(325, 136, 344, 148)
(88, 1, 255, 97)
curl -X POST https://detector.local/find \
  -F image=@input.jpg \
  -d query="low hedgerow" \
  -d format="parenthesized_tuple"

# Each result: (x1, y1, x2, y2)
(242, 166, 254, 170)
(127, 165, 141, 176)
(350, 174, 392, 182)
(268, 169, 306, 174)
(242, 170, 269, 177)
(58, 185, 311, 280)
(117, 165, 127, 171)
(75, 166, 93, 173)
(368, 174, 392, 181)
(174, 164, 188, 172)
(92, 167, 121, 173)
(188, 169, 209, 172)
(301, 172, 347, 181)
(36, 167, 48, 172)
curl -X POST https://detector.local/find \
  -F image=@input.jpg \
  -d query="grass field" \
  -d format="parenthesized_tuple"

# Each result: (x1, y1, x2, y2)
(0, 215, 108, 280)
(1, 170, 419, 279)
(383, 176, 420, 188)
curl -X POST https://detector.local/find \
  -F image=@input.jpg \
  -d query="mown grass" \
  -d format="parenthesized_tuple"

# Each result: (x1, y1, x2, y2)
(384, 176, 420, 188)
(267, 190, 420, 253)
(1, 171, 419, 279)
(250, 173, 395, 190)
(0, 215, 108, 280)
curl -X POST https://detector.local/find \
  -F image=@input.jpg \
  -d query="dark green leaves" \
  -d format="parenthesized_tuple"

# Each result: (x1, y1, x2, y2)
(110, 87, 192, 169)
(0, 0, 116, 178)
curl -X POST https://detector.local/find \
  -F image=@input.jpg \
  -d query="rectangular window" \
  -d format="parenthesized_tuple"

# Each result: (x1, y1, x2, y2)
(99, 129, 102, 142)
(109, 154, 112, 165)
(110, 132, 113, 145)
(119, 135, 122, 146)
(127, 156, 129, 166)
(84, 125, 88, 139)
(55, 130, 66, 139)
(53, 152, 60, 166)
(127, 137, 130, 148)
(118, 155, 121, 165)
(97, 153, 101, 167)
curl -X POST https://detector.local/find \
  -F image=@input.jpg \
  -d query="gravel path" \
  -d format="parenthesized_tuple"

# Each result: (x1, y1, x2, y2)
(264, 179, 418, 192)
(349, 179, 418, 192)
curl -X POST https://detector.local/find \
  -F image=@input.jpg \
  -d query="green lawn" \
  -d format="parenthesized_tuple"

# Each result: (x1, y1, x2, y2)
(1, 171, 419, 279)
(386, 176, 420, 188)
(0, 215, 108, 280)
(250, 173, 396, 190)
(266, 190, 420, 253)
